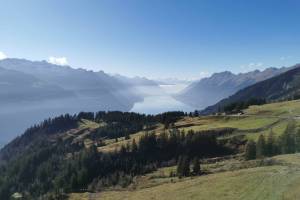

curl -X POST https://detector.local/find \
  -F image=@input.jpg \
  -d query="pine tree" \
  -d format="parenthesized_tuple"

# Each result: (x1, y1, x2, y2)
(182, 156, 190, 177)
(124, 133, 130, 140)
(244, 140, 256, 160)
(177, 155, 190, 177)
(281, 121, 296, 154)
(131, 139, 138, 153)
(295, 129, 300, 152)
(266, 130, 275, 156)
(126, 142, 131, 152)
(256, 135, 266, 158)
(177, 156, 190, 177)
(77, 168, 88, 188)
(192, 157, 201, 175)
(120, 144, 127, 155)
(71, 174, 78, 190)
(176, 156, 183, 178)
(164, 122, 170, 129)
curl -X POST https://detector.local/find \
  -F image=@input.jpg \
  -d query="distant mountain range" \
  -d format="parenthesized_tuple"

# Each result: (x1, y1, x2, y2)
(201, 64, 300, 114)
(0, 58, 156, 144)
(1, 58, 299, 145)
(0, 66, 73, 103)
(154, 78, 193, 85)
(114, 74, 158, 86)
(175, 67, 291, 110)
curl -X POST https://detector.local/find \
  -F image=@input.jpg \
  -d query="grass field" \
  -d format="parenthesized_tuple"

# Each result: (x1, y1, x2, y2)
(177, 116, 279, 131)
(69, 100, 300, 200)
(69, 154, 300, 200)
(97, 100, 300, 152)
(245, 100, 300, 117)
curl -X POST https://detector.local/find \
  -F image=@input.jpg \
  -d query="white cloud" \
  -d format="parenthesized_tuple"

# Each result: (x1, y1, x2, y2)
(47, 56, 68, 66)
(280, 56, 292, 61)
(196, 71, 210, 80)
(240, 62, 264, 71)
(0, 51, 7, 60)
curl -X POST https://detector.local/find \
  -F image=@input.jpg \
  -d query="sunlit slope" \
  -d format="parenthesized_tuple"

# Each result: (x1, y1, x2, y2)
(69, 153, 300, 200)
(68, 101, 300, 200)
(245, 99, 300, 117)
(179, 100, 300, 129)
(201, 66, 300, 114)
(98, 100, 300, 152)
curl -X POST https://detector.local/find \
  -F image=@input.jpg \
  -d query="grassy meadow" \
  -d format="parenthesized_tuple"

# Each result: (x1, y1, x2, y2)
(69, 154, 300, 200)
(69, 100, 300, 200)
(98, 100, 300, 152)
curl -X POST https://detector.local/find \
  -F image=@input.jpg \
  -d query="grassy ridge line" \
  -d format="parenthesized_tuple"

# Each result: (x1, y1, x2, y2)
(99, 101, 300, 152)
(99, 116, 282, 152)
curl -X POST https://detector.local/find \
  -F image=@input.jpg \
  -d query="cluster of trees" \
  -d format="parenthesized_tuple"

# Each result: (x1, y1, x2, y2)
(0, 114, 78, 162)
(223, 98, 266, 113)
(83, 111, 185, 126)
(176, 156, 201, 177)
(65, 129, 225, 191)
(1, 111, 187, 163)
(0, 126, 232, 199)
(86, 111, 186, 139)
(245, 120, 300, 160)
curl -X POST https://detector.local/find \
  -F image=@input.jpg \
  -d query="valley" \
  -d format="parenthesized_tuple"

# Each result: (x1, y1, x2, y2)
(2, 99, 300, 199)
(2, 2, 299, 199)
(130, 83, 195, 114)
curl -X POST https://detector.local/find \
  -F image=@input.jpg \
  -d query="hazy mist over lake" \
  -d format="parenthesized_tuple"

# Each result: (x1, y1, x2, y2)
(0, 81, 193, 148)
(131, 84, 195, 114)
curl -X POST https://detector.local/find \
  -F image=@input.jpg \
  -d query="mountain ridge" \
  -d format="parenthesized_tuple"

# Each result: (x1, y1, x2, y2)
(175, 66, 291, 110)
(201, 64, 300, 114)
(0, 58, 147, 145)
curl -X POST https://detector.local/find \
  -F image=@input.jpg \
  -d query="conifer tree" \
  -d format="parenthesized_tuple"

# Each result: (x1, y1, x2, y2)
(177, 155, 190, 177)
(182, 156, 190, 177)
(192, 157, 201, 175)
(71, 174, 78, 190)
(131, 139, 138, 153)
(266, 130, 275, 156)
(281, 121, 296, 154)
(256, 135, 266, 158)
(124, 133, 130, 140)
(295, 129, 300, 152)
(245, 140, 256, 160)
(176, 156, 183, 178)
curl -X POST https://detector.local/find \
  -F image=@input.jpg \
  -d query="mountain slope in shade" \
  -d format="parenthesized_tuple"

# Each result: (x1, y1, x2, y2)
(0, 58, 144, 145)
(201, 64, 300, 114)
(175, 67, 290, 110)
(0, 66, 73, 103)
(0, 58, 143, 109)
(114, 74, 159, 87)
(114, 74, 166, 98)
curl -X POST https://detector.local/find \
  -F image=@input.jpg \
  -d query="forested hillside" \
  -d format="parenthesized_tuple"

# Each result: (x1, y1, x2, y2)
(1, 111, 230, 199)
(176, 67, 291, 110)
(1, 100, 300, 199)
(0, 58, 159, 146)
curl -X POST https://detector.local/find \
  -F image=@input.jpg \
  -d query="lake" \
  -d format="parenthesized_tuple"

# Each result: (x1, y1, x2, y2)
(130, 84, 195, 114)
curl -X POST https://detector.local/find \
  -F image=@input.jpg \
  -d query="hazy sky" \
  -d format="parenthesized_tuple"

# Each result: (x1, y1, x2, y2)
(0, 0, 300, 79)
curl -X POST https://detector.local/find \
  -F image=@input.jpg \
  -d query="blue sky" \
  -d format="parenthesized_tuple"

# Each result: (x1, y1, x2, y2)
(0, 0, 299, 79)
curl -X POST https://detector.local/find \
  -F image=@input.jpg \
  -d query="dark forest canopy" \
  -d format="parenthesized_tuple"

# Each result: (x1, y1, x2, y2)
(0, 111, 186, 163)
